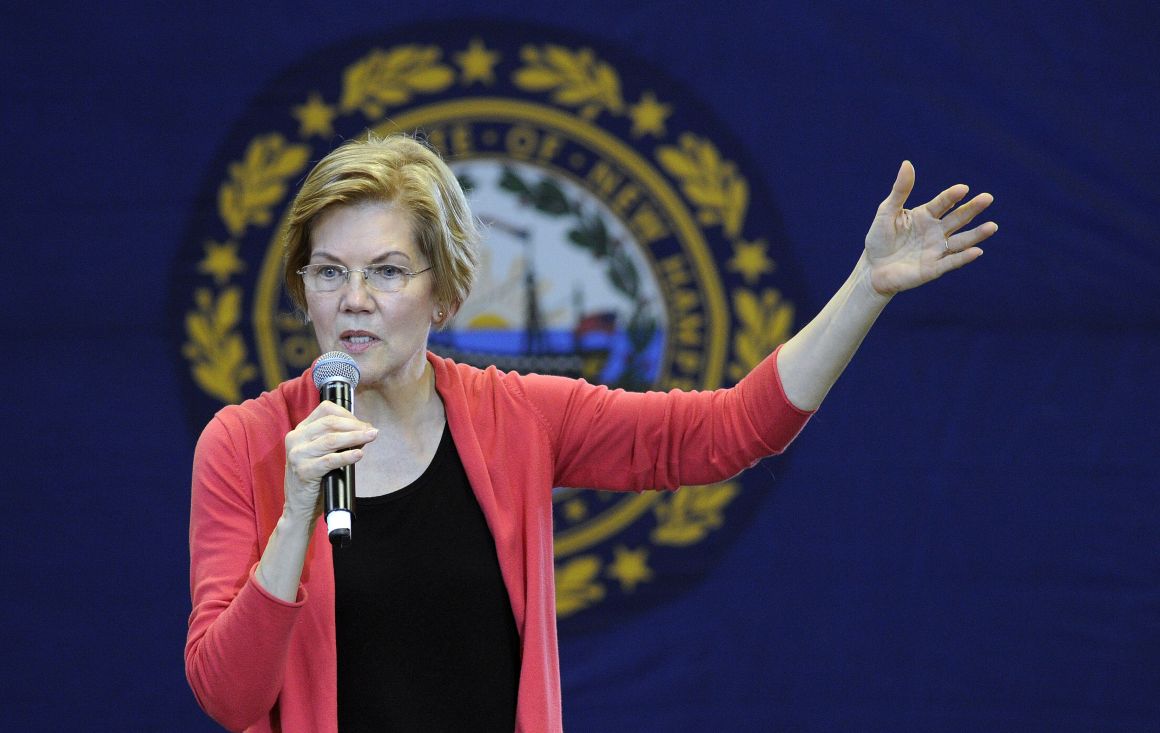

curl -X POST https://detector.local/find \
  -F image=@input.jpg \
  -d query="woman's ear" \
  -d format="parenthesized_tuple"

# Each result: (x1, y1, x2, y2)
(433, 304, 456, 329)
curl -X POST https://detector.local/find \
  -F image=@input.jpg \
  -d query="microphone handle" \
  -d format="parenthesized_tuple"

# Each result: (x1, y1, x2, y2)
(322, 466, 354, 547)
(319, 379, 356, 547)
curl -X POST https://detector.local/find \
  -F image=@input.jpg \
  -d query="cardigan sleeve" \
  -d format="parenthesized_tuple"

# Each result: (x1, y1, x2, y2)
(184, 412, 305, 732)
(514, 345, 813, 491)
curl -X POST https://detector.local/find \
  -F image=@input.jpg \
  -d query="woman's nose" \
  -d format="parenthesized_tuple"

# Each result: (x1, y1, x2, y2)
(340, 270, 374, 310)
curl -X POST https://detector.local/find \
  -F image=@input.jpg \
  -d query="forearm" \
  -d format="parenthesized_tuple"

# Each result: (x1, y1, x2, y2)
(186, 567, 304, 731)
(187, 486, 311, 728)
(776, 252, 891, 411)
(254, 511, 315, 602)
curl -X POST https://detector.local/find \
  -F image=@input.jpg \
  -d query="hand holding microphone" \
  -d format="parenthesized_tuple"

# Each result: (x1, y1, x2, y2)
(283, 352, 373, 547)
(312, 352, 363, 546)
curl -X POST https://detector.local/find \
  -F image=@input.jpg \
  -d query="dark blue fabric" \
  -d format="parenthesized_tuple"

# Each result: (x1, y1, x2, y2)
(2, 2, 1156, 730)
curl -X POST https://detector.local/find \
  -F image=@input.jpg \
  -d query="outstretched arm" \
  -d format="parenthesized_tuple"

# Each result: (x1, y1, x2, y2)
(777, 161, 998, 411)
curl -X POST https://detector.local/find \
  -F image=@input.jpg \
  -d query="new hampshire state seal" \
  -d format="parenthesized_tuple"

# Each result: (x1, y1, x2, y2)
(171, 22, 807, 627)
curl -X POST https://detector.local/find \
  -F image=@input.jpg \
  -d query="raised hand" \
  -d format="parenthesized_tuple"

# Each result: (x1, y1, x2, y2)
(865, 161, 998, 295)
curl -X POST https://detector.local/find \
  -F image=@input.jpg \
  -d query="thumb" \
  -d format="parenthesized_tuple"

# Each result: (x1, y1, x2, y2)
(877, 160, 915, 214)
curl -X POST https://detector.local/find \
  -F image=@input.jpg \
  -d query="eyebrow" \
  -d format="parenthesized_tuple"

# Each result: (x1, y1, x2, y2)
(308, 250, 414, 265)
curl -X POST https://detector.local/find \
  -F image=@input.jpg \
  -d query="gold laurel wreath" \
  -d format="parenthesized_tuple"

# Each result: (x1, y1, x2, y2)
(652, 481, 740, 546)
(185, 134, 310, 404)
(555, 555, 606, 616)
(728, 287, 794, 382)
(219, 134, 311, 237)
(340, 46, 455, 118)
(513, 44, 624, 120)
(656, 133, 750, 239)
(183, 286, 258, 404)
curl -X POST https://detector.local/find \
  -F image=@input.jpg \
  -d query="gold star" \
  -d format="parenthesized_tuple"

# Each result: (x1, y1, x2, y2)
(606, 545, 653, 592)
(455, 38, 501, 86)
(292, 92, 336, 138)
(627, 91, 672, 138)
(563, 498, 588, 522)
(727, 238, 776, 284)
(198, 240, 246, 285)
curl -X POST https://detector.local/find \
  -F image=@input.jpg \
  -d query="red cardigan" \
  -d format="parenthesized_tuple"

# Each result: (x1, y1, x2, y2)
(186, 347, 811, 732)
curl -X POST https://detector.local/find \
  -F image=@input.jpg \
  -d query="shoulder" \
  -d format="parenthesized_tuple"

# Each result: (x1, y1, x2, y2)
(201, 371, 318, 448)
(428, 352, 611, 455)
(427, 351, 582, 403)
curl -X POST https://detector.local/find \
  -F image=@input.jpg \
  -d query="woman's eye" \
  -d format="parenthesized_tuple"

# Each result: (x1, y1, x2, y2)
(374, 266, 403, 279)
(318, 266, 343, 280)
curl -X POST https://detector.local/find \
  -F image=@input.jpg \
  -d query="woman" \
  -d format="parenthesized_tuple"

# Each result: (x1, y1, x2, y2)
(185, 135, 997, 732)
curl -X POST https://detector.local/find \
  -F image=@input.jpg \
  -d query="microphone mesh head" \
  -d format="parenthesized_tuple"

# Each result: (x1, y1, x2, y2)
(312, 351, 360, 389)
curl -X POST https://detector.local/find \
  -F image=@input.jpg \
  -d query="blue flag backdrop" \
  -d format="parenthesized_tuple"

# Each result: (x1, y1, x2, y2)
(2, 1, 1157, 731)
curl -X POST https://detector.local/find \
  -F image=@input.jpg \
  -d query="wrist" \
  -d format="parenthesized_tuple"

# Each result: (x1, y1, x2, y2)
(277, 507, 317, 536)
(856, 252, 894, 303)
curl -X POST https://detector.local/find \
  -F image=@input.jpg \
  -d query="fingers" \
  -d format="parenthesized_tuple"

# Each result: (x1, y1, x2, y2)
(933, 245, 985, 278)
(939, 192, 995, 236)
(293, 409, 376, 457)
(298, 401, 374, 443)
(291, 419, 377, 460)
(946, 220, 999, 255)
(307, 399, 359, 420)
(285, 404, 377, 485)
(881, 163, 996, 239)
(285, 434, 371, 485)
(315, 445, 366, 472)
(922, 183, 970, 219)
(877, 160, 916, 215)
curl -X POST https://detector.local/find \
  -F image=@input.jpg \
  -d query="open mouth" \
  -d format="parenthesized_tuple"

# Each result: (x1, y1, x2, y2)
(339, 330, 381, 352)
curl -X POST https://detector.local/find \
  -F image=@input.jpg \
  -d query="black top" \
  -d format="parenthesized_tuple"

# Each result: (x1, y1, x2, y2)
(334, 425, 521, 732)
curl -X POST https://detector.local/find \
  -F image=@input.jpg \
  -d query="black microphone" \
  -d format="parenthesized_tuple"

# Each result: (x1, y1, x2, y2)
(312, 351, 360, 547)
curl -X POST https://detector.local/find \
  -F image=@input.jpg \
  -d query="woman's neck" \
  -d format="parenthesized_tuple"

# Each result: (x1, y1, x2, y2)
(354, 354, 441, 428)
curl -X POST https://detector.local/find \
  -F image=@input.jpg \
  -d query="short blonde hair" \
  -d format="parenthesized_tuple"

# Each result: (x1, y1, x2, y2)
(282, 134, 479, 318)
